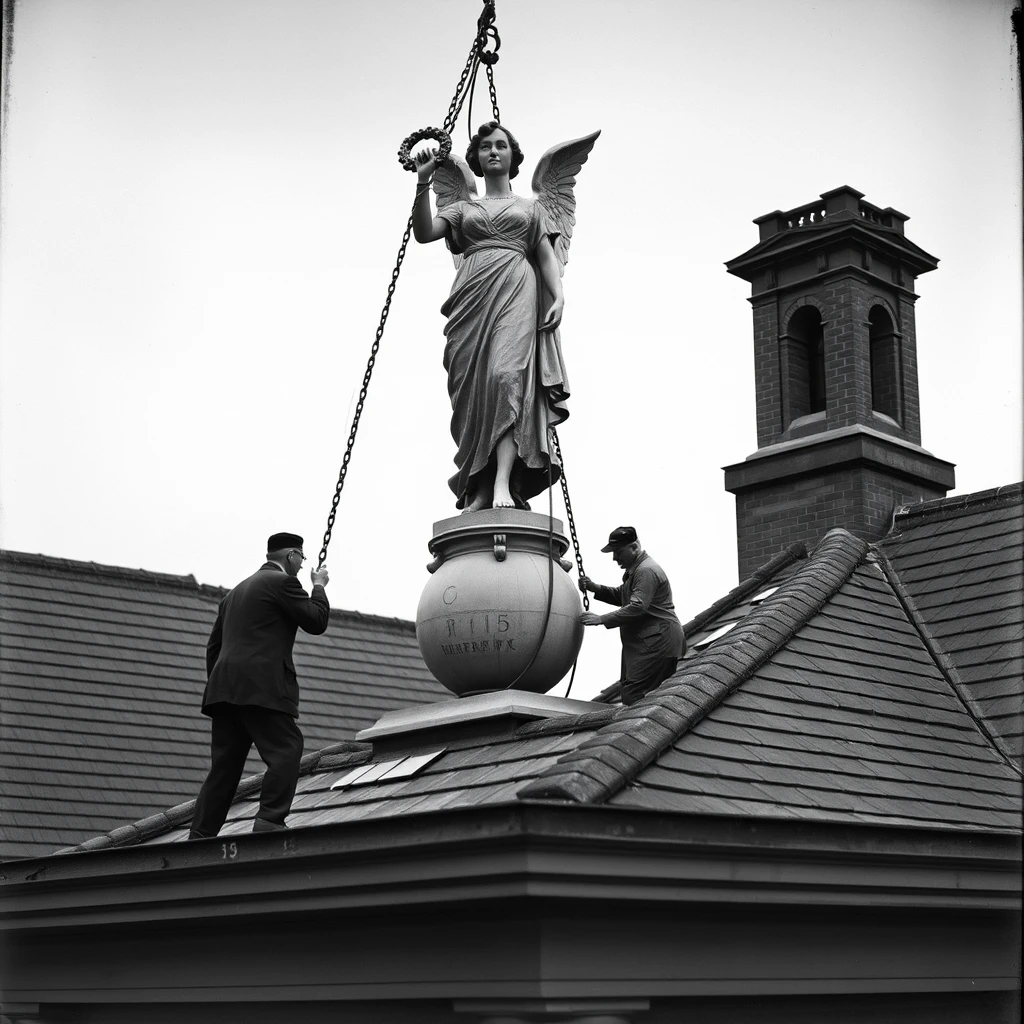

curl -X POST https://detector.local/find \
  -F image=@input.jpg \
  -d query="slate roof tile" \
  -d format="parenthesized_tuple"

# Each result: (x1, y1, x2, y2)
(878, 486, 1023, 765)
(519, 530, 870, 804)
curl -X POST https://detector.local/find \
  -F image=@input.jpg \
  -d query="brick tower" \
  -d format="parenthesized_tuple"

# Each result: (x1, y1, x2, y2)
(723, 186, 955, 581)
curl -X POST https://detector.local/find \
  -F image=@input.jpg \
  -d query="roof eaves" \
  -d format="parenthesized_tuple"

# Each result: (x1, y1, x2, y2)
(52, 741, 373, 855)
(873, 546, 1024, 777)
(518, 530, 868, 805)
(592, 542, 807, 705)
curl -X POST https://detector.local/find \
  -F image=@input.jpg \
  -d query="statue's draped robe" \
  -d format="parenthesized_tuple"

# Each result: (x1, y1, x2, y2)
(437, 197, 569, 508)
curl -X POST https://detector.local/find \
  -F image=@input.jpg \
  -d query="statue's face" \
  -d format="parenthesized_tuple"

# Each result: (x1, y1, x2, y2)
(477, 128, 512, 176)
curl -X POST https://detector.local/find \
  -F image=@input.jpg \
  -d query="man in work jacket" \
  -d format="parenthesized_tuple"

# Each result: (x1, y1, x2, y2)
(189, 532, 330, 838)
(580, 526, 685, 706)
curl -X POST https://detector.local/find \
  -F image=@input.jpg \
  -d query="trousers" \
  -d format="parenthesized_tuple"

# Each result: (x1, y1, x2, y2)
(620, 655, 681, 707)
(190, 704, 304, 838)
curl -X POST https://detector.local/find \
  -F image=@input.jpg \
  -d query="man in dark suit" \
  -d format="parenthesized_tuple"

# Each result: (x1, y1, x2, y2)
(579, 526, 685, 706)
(189, 532, 330, 838)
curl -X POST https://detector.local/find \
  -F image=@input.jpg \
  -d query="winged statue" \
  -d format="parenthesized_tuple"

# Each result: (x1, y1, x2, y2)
(410, 121, 600, 513)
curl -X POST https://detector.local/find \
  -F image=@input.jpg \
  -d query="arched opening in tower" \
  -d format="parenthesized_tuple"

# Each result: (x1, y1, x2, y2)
(869, 305, 902, 424)
(784, 305, 826, 425)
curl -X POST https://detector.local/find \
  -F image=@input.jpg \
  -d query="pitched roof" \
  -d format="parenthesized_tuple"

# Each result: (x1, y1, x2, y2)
(46, 483, 1024, 855)
(880, 483, 1023, 765)
(520, 526, 1021, 832)
(0, 550, 448, 860)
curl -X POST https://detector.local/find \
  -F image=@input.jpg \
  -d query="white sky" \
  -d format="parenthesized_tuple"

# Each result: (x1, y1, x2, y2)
(1, 0, 1021, 702)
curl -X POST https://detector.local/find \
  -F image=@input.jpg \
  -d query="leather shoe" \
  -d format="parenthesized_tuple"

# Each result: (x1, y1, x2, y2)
(252, 818, 288, 833)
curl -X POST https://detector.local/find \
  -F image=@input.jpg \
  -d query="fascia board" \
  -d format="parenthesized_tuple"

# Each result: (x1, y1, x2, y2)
(1, 806, 1020, 932)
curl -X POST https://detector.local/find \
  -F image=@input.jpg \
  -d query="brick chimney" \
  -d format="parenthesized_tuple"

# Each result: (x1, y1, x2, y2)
(723, 186, 955, 581)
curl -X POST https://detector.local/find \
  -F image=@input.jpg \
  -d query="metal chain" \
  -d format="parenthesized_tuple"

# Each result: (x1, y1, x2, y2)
(443, 44, 479, 136)
(485, 63, 501, 123)
(460, 0, 501, 140)
(318, 0, 502, 568)
(464, 59, 483, 142)
(318, 212, 416, 568)
(550, 427, 589, 611)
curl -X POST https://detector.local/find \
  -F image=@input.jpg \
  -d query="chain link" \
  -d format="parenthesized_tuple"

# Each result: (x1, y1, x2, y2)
(485, 63, 501, 123)
(550, 427, 589, 611)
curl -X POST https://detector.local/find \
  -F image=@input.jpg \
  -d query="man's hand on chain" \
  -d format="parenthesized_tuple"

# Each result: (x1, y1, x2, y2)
(311, 565, 330, 588)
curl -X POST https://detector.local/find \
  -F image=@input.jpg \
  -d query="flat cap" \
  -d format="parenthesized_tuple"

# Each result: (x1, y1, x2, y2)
(267, 532, 303, 551)
(601, 526, 638, 552)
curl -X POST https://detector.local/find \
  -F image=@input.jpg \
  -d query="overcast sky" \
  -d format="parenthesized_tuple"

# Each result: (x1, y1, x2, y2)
(1, 0, 1020, 701)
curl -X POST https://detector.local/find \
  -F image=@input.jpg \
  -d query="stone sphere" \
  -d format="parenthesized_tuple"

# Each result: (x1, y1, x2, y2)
(416, 509, 585, 696)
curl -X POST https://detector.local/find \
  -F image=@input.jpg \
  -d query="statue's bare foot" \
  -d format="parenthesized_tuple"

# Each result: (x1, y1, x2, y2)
(462, 492, 489, 514)
(492, 485, 515, 509)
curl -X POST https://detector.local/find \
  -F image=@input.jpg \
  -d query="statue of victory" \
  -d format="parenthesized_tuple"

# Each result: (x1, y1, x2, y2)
(412, 121, 600, 513)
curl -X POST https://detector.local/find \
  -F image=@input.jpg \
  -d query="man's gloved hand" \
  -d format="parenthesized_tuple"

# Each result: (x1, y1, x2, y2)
(580, 611, 602, 627)
(311, 565, 330, 588)
(578, 574, 595, 594)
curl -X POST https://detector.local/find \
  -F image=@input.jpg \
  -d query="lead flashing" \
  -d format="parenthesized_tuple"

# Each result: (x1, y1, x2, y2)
(357, 691, 599, 744)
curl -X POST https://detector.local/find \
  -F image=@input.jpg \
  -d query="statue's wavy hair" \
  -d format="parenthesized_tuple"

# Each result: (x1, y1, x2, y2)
(466, 121, 525, 180)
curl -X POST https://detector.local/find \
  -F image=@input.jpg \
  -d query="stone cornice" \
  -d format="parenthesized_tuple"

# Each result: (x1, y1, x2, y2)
(726, 215, 938, 283)
(723, 425, 956, 494)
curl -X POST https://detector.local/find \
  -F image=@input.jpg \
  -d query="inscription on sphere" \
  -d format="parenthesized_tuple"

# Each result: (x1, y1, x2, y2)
(440, 638, 519, 657)
(438, 612, 519, 657)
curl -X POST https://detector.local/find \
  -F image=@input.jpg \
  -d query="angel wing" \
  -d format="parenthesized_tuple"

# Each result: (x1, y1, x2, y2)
(531, 130, 601, 275)
(432, 154, 478, 268)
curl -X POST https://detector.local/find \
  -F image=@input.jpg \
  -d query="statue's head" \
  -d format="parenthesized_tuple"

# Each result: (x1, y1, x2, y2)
(466, 121, 524, 179)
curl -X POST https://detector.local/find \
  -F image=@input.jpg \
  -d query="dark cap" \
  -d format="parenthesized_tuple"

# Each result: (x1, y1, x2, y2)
(267, 532, 303, 552)
(601, 526, 638, 552)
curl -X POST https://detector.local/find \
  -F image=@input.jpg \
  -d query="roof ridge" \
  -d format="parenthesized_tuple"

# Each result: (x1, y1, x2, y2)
(517, 529, 868, 805)
(0, 550, 203, 591)
(591, 541, 808, 705)
(681, 541, 808, 642)
(872, 547, 1024, 777)
(52, 740, 372, 855)
(889, 482, 1023, 528)
(0, 548, 418, 631)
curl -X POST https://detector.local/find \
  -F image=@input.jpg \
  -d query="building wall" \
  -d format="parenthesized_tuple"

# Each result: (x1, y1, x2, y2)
(733, 466, 948, 579)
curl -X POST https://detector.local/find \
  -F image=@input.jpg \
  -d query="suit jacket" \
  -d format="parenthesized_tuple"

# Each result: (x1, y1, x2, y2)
(202, 563, 330, 718)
